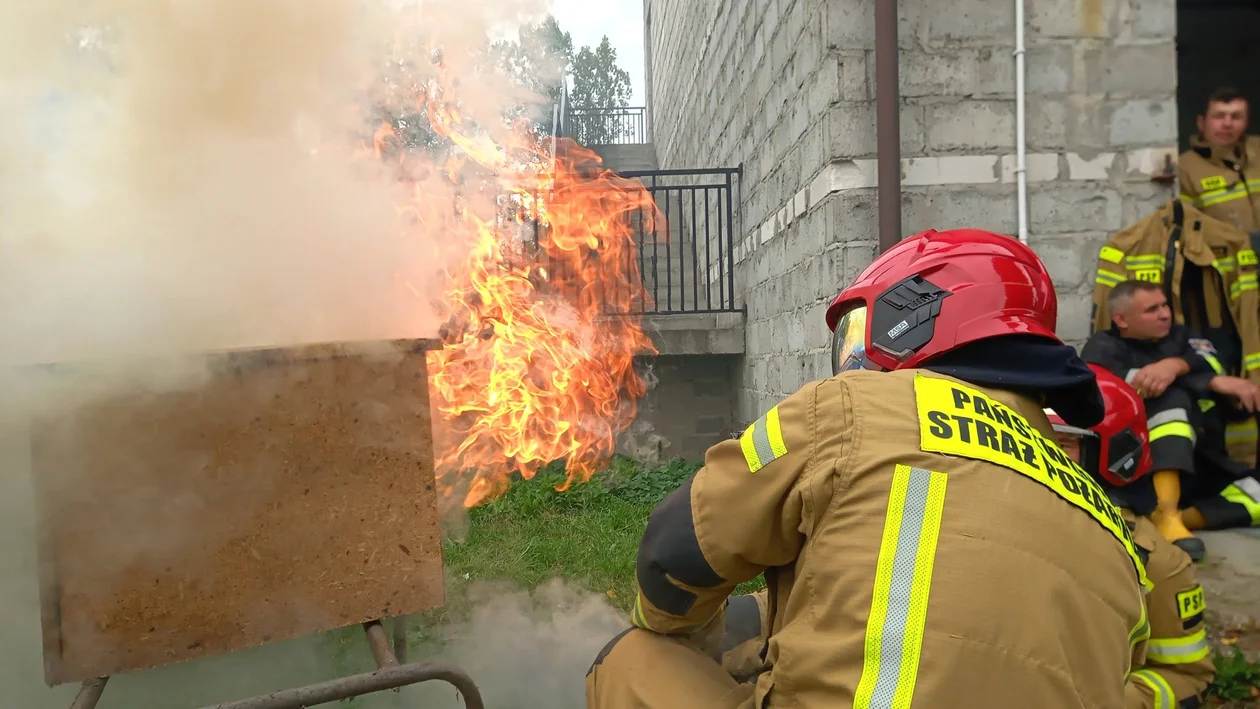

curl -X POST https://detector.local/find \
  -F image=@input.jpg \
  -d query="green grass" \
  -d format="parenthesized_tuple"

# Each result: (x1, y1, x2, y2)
(431, 456, 764, 621)
(1209, 646, 1260, 705)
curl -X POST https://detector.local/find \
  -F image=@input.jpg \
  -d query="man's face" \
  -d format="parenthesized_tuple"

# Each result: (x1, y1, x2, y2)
(1114, 289, 1172, 340)
(1197, 99, 1249, 146)
(1055, 432, 1082, 463)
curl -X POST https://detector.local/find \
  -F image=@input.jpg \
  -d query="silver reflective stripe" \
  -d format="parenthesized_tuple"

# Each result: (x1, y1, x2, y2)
(750, 418, 776, 467)
(1131, 669, 1173, 709)
(1147, 630, 1209, 664)
(1235, 476, 1260, 504)
(855, 465, 949, 709)
(1147, 408, 1190, 427)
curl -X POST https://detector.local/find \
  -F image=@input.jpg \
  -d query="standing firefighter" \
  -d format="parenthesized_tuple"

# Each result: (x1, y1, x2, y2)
(585, 229, 1151, 709)
(719, 364, 1217, 709)
(1179, 86, 1260, 233)
(1047, 366, 1215, 709)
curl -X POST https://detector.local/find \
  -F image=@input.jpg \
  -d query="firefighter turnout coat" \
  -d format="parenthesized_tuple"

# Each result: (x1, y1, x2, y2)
(1179, 135, 1260, 234)
(721, 515, 1217, 709)
(1090, 199, 1260, 466)
(1125, 513, 1216, 709)
(586, 368, 1151, 709)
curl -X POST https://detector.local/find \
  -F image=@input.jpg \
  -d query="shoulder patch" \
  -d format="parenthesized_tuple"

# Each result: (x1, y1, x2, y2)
(1176, 585, 1206, 627)
(739, 406, 788, 474)
(1188, 338, 1218, 355)
(1099, 245, 1126, 264)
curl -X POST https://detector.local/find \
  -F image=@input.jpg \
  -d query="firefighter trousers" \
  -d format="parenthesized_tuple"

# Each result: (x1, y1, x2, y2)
(584, 626, 756, 709)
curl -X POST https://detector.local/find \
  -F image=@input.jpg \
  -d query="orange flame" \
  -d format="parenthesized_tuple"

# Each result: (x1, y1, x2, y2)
(380, 60, 660, 508)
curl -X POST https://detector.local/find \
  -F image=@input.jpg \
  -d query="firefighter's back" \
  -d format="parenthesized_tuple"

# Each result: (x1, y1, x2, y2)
(759, 368, 1147, 709)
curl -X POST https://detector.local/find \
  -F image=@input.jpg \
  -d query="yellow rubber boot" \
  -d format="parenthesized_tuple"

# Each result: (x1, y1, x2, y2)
(1181, 507, 1207, 530)
(1149, 470, 1206, 561)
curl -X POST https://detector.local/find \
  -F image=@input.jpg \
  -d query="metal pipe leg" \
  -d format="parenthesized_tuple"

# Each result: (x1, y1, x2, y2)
(69, 678, 108, 709)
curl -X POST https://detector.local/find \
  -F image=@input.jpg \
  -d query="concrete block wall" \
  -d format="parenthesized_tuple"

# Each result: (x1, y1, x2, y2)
(645, 0, 1180, 423)
(617, 354, 740, 462)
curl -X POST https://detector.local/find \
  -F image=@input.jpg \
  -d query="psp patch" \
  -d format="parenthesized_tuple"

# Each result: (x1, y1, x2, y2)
(1176, 585, 1206, 629)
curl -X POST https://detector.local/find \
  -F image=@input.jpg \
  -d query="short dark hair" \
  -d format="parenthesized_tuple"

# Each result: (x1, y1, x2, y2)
(1107, 279, 1162, 314)
(1205, 86, 1246, 113)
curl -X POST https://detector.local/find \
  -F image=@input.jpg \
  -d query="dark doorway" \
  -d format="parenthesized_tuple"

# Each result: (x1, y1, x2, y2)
(1175, 0, 1260, 151)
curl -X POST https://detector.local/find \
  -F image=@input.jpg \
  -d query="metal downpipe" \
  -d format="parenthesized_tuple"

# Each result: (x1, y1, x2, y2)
(875, 0, 902, 254)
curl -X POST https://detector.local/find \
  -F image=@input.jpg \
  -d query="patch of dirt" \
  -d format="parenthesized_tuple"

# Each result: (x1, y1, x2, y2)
(1196, 535, 1260, 708)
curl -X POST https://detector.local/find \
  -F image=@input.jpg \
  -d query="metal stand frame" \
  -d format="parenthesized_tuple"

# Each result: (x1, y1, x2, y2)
(67, 619, 484, 709)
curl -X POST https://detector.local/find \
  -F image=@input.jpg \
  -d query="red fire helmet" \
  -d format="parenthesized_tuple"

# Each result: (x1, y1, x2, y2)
(826, 229, 1060, 374)
(1046, 364, 1153, 487)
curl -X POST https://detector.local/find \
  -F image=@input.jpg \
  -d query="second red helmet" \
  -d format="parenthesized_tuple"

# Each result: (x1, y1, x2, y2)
(826, 228, 1060, 374)
(1046, 364, 1153, 487)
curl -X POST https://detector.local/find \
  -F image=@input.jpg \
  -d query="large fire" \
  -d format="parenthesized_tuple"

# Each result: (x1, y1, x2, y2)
(374, 57, 660, 508)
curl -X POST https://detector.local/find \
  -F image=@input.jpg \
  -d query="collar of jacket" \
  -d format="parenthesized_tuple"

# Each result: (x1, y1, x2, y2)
(921, 335, 1105, 428)
(1190, 133, 1249, 169)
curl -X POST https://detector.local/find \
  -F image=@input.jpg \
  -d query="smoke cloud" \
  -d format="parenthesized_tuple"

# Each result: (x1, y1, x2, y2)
(0, 0, 631, 706)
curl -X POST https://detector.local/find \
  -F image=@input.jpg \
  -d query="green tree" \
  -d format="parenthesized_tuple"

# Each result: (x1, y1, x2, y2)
(569, 36, 633, 144)
(371, 15, 575, 158)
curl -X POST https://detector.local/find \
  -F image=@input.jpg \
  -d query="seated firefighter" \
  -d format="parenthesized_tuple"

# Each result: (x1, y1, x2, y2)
(1082, 279, 1260, 559)
(586, 229, 1151, 709)
(724, 364, 1217, 709)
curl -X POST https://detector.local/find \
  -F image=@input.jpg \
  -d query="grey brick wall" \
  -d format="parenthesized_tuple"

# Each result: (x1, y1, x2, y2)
(645, 0, 1179, 423)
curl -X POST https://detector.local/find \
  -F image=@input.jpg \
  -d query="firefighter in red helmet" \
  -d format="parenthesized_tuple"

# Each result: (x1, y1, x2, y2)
(1044, 365, 1215, 709)
(585, 229, 1150, 709)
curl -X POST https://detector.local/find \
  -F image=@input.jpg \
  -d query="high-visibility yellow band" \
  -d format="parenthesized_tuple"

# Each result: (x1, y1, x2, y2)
(1131, 669, 1175, 709)
(1096, 269, 1125, 287)
(739, 406, 788, 473)
(1220, 478, 1260, 526)
(854, 464, 948, 709)
(1226, 419, 1258, 444)
(1147, 628, 1210, 664)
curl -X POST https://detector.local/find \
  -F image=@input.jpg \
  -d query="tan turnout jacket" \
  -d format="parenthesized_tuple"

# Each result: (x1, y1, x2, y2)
(630, 368, 1152, 709)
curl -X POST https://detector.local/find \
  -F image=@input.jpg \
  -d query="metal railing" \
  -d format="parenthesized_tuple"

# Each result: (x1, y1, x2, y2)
(507, 167, 741, 316)
(619, 167, 741, 314)
(568, 107, 647, 145)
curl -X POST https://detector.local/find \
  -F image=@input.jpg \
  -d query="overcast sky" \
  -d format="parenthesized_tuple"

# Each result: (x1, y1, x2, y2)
(547, 0, 646, 106)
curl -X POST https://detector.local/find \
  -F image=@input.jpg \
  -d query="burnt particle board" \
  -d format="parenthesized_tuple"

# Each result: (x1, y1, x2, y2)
(30, 340, 447, 685)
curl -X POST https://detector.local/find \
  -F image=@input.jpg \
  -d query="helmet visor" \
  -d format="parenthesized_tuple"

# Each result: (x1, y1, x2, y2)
(831, 306, 870, 375)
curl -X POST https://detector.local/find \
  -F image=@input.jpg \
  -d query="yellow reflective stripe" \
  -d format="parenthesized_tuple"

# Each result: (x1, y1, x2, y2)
(1129, 595, 1150, 670)
(1199, 182, 1251, 208)
(739, 406, 788, 473)
(854, 465, 948, 709)
(1147, 628, 1210, 664)
(1099, 245, 1126, 264)
(1131, 669, 1175, 709)
(1231, 273, 1259, 300)
(1148, 408, 1196, 444)
(1245, 352, 1260, 372)
(1239, 249, 1258, 267)
(1214, 256, 1237, 273)
(1226, 418, 1258, 443)
(1220, 478, 1260, 525)
(1199, 398, 1216, 413)
(1097, 269, 1125, 286)
(1180, 192, 1203, 207)
(1126, 254, 1167, 268)
(631, 594, 653, 630)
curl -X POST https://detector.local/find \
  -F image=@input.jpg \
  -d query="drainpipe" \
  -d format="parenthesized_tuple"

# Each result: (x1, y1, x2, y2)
(1014, 0, 1029, 243)
(875, 0, 901, 254)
